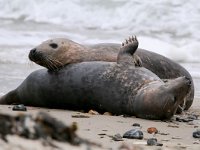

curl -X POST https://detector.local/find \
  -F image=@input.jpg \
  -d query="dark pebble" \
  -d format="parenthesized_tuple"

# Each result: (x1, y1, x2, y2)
(147, 138, 157, 146)
(193, 130, 200, 138)
(147, 138, 163, 146)
(112, 134, 123, 141)
(156, 143, 163, 146)
(132, 123, 140, 127)
(123, 129, 143, 139)
(12, 104, 27, 111)
(176, 114, 198, 122)
(188, 114, 198, 120)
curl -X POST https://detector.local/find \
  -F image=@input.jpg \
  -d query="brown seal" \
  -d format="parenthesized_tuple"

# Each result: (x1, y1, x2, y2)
(0, 36, 191, 119)
(29, 38, 117, 70)
(28, 37, 194, 112)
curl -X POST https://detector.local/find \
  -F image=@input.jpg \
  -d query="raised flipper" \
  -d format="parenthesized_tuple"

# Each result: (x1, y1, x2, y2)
(117, 36, 142, 66)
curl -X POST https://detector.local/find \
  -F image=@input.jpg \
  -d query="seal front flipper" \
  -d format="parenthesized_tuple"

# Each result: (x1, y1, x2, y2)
(117, 36, 142, 66)
(0, 90, 20, 104)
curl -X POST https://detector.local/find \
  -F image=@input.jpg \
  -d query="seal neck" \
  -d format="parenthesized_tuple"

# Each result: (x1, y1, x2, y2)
(81, 49, 117, 62)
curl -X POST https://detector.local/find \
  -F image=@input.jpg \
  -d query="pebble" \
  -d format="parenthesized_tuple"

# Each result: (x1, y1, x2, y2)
(103, 112, 112, 116)
(176, 114, 198, 122)
(193, 130, 200, 138)
(88, 109, 99, 115)
(112, 134, 123, 141)
(12, 104, 27, 111)
(147, 127, 158, 134)
(147, 138, 163, 146)
(71, 114, 90, 118)
(132, 123, 140, 127)
(147, 138, 157, 146)
(172, 136, 182, 139)
(123, 129, 143, 139)
(167, 124, 179, 128)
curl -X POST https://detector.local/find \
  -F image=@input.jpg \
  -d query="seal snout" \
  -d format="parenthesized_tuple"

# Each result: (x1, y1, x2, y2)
(29, 48, 43, 62)
(29, 48, 36, 59)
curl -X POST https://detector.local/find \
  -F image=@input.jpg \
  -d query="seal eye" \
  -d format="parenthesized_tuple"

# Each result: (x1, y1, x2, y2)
(49, 43, 58, 49)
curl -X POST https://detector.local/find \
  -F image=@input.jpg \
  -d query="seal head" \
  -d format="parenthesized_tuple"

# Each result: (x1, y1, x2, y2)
(29, 38, 86, 71)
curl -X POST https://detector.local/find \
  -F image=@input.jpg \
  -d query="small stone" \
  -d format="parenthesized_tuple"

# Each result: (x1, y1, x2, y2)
(147, 127, 158, 134)
(103, 112, 112, 116)
(123, 129, 143, 139)
(172, 136, 182, 139)
(156, 143, 163, 146)
(147, 138, 157, 146)
(12, 104, 27, 111)
(193, 141, 200, 144)
(193, 130, 200, 138)
(98, 133, 106, 136)
(167, 124, 179, 128)
(112, 134, 123, 141)
(71, 114, 90, 118)
(132, 123, 140, 127)
(158, 132, 169, 135)
(147, 138, 163, 146)
(88, 109, 99, 115)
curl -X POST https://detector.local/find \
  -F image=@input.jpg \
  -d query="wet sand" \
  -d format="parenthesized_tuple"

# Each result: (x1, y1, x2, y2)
(0, 98, 200, 150)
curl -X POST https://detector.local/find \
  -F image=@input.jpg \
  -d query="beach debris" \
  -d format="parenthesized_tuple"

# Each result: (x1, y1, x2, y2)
(103, 112, 112, 116)
(71, 114, 90, 118)
(98, 133, 106, 136)
(147, 127, 158, 134)
(158, 132, 169, 135)
(0, 114, 13, 142)
(193, 130, 200, 138)
(88, 109, 99, 115)
(193, 140, 200, 144)
(111, 133, 123, 141)
(172, 136, 182, 139)
(161, 139, 170, 142)
(0, 112, 80, 144)
(132, 123, 140, 127)
(98, 133, 106, 139)
(0, 112, 101, 148)
(167, 124, 179, 128)
(175, 114, 199, 122)
(12, 104, 27, 111)
(123, 129, 143, 139)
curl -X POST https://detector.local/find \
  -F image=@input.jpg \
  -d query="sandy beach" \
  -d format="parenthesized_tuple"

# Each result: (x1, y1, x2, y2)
(0, 98, 199, 150)
(0, 1, 200, 149)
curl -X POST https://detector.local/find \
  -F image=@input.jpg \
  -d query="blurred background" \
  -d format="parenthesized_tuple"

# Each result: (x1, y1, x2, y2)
(0, 0, 199, 97)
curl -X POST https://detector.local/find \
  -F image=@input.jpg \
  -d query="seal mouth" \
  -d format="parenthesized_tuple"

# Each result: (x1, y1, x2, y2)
(29, 48, 64, 71)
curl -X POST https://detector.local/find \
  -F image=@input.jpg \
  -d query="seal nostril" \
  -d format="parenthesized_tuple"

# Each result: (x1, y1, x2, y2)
(29, 48, 38, 61)
(30, 48, 36, 55)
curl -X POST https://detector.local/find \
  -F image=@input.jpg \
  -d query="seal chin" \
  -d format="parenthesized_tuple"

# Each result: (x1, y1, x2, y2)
(133, 76, 190, 119)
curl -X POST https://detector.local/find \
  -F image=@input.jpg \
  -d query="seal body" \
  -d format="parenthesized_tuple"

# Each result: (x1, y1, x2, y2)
(0, 62, 190, 119)
(90, 44, 194, 111)
(29, 38, 194, 111)
(1, 37, 191, 119)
